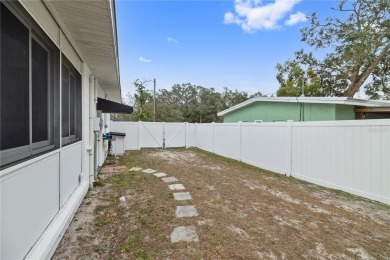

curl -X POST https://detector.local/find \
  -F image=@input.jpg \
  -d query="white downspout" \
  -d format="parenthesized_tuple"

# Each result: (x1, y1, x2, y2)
(94, 78, 99, 178)
(88, 74, 95, 187)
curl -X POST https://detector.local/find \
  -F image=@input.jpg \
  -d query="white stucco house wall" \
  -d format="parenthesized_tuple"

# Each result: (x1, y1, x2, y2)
(0, 1, 131, 259)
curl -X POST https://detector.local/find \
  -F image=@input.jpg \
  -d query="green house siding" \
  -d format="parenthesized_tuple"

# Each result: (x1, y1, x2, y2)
(223, 102, 358, 122)
(224, 102, 297, 122)
(303, 103, 336, 121)
(335, 105, 356, 120)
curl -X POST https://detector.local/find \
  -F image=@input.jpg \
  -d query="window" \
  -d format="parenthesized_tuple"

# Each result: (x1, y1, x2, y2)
(61, 55, 81, 146)
(0, 3, 59, 167)
(32, 38, 49, 144)
(0, 3, 30, 152)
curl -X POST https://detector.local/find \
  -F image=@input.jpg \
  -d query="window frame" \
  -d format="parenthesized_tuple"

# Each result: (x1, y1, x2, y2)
(61, 55, 82, 147)
(31, 34, 52, 150)
(0, 2, 57, 167)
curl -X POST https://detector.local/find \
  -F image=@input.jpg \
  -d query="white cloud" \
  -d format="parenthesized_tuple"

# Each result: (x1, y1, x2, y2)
(167, 37, 179, 43)
(139, 56, 151, 63)
(285, 11, 307, 26)
(224, 0, 305, 32)
(224, 12, 241, 25)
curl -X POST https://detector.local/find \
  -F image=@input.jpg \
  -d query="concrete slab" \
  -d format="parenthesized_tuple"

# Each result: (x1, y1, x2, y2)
(113, 166, 127, 172)
(168, 184, 185, 191)
(162, 177, 178, 183)
(170, 226, 199, 243)
(129, 167, 142, 172)
(153, 172, 168, 178)
(176, 206, 199, 218)
(173, 192, 192, 201)
(142, 168, 157, 174)
(99, 167, 113, 174)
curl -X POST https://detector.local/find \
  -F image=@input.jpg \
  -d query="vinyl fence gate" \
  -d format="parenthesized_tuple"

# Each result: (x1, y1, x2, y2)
(139, 122, 187, 148)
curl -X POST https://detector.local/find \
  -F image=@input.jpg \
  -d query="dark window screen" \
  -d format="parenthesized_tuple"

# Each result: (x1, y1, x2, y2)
(32, 39, 48, 143)
(62, 64, 69, 137)
(61, 55, 81, 145)
(69, 74, 76, 135)
(0, 3, 30, 150)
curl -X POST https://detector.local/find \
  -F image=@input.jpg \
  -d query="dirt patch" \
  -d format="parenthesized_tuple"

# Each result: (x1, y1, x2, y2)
(148, 150, 225, 171)
(53, 148, 390, 259)
(148, 150, 197, 163)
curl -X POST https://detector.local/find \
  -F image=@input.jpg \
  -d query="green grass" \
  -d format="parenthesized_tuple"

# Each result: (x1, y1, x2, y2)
(116, 245, 127, 253)
(95, 215, 109, 227)
(139, 206, 153, 215)
(94, 204, 110, 213)
(95, 244, 108, 254)
(128, 235, 141, 249)
(190, 147, 280, 176)
(135, 248, 148, 260)
(75, 226, 83, 232)
(138, 217, 147, 225)
(109, 173, 135, 189)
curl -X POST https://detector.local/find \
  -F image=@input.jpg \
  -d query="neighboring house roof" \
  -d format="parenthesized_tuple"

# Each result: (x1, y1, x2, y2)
(217, 97, 390, 117)
(45, 0, 122, 102)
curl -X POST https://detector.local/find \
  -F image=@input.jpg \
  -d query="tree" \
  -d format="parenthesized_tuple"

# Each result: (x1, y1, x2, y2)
(111, 92, 135, 121)
(132, 80, 153, 121)
(157, 84, 267, 122)
(364, 55, 390, 99)
(158, 83, 199, 122)
(276, 60, 328, 97)
(276, 60, 305, 97)
(220, 87, 249, 110)
(277, 0, 390, 97)
(144, 102, 183, 122)
(249, 91, 265, 98)
(197, 87, 222, 122)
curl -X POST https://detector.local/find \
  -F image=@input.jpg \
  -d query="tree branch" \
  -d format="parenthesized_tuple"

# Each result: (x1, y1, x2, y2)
(345, 42, 390, 96)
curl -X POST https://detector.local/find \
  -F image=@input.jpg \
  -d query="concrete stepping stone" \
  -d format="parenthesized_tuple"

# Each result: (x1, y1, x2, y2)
(162, 177, 178, 183)
(173, 192, 192, 201)
(153, 172, 167, 178)
(176, 205, 198, 218)
(168, 184, 185, 191)
(129, 167, 142, 172)
(170, 226, 199, 243)
(142, 168, 156, 174)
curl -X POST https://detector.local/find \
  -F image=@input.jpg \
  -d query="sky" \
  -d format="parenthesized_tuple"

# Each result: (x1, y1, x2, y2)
(116, 0, 338, 99)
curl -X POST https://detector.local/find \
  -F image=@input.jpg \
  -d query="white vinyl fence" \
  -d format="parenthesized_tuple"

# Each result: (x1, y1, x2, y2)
(110, 121, 190, 149)
(111, 120, 390, 204)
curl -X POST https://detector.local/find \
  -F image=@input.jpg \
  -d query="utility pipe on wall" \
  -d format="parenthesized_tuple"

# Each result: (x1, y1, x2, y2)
(94, 78, 99, 179)
(88, 74, 95, 187)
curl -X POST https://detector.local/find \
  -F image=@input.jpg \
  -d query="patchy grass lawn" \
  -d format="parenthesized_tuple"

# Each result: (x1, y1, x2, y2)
(53, 148, 390, 259)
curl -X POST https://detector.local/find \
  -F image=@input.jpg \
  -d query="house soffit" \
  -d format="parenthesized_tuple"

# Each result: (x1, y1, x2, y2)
(49, 0, 121, 102)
